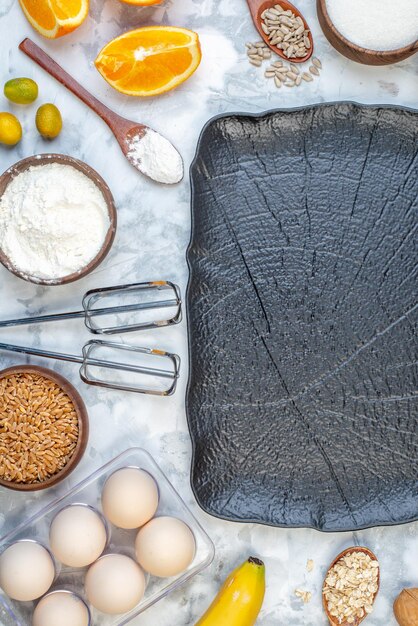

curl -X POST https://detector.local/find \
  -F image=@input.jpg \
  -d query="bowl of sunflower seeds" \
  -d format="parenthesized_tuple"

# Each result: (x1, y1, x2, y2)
(0, 365, 89, 491)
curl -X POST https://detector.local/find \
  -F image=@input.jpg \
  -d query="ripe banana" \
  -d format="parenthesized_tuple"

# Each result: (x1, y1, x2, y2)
(195, 556, 265, 626)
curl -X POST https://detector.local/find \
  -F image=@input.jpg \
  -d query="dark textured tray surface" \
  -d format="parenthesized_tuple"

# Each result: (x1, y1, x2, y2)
(186, 103, 418, 531)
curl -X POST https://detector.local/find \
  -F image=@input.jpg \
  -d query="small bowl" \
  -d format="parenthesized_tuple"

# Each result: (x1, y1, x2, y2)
(317, 0, 418, 65)
(0, 365, 89, 492)
(0, 154, 117, 285)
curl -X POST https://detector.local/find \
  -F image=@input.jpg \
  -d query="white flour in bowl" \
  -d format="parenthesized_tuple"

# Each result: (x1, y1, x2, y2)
(326, 0, 418, 51)
(0, 162, 111, 281)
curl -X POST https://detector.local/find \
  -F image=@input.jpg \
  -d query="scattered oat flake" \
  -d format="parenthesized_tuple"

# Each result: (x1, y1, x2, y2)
(306, 559, 314, 572)
(295, 588, 312, 604)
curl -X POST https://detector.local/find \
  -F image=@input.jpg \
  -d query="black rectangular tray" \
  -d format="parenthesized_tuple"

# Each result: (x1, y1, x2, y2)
(186, 103, 418, 532)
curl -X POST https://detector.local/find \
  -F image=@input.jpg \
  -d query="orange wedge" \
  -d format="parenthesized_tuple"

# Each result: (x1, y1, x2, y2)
(95, 26, 202, 97)
(18, 0, 89, 39)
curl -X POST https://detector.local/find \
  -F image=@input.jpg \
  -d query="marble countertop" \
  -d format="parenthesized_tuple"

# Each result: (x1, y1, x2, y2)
(0, 0, 417, 624)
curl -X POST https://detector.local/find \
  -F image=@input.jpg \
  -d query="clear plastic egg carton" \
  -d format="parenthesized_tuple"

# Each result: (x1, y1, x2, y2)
(0, 448, 215, 626)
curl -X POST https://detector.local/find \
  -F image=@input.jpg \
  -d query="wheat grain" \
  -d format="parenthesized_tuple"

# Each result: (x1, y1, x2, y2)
(0, 373, 79, 484)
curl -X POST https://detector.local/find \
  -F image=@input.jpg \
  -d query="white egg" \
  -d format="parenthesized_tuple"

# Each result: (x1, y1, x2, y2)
(101, 468, 159, 530)
(33, 591, 90, 626)
(135, 516, 196, 578)
(85, 554, 146, 614)
(50, 504, 107, 567)
(0, 541, 55, 601)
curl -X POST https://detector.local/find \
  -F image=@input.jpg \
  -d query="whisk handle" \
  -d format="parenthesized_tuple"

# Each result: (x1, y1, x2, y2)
(0, 311, 85, 328)
(0, 343, 83, 364)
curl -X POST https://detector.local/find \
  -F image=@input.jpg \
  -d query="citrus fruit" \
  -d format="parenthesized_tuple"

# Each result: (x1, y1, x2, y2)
(95, 26, 202, 97)
(35, 104, 62, 139)
(0, 113, 22, 146)
(4, 78, 38, 104)
(18, 0, 89, 39)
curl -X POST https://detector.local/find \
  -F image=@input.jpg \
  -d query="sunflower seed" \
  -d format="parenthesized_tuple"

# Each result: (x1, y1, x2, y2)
(309, 65, 320, 76)
(258, 4, 320, 73)
(295, 75, 302, 86)
(249, 58, 262, 67)
(312, 57, 322, 69)
(274, 76, 282, 88)
(284, 80, 295, 87)
(302, 71, 313, 81)
(273, 60, 283, 67)
(255, 41, 268, 48)
(265, 69, 276, 78)
(287, 71, 298, 80)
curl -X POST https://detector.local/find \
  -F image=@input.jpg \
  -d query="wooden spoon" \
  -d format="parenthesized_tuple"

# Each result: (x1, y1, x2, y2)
(246, 0, 313, 62)
(323, 547, 380, 626)
(19, 38, 184, 185)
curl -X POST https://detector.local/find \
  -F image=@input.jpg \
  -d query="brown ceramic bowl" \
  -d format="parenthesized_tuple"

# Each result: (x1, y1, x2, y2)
(0, 365, 89, 492)
(317, 0, 418, 65)
(0, 154, 117, 285)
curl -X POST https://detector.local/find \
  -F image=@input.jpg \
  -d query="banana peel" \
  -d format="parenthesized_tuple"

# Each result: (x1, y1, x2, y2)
(195, 556, 265, 626)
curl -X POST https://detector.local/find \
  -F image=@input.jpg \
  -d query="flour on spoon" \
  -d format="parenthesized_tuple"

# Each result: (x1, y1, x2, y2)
(127, 129, 184, 184)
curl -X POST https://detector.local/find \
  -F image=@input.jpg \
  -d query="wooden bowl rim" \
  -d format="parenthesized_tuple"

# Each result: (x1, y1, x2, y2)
(0, 153, 117, 286)
(253, 0, 314, 63)
(0, 364, 89, 492)
(322, 546, 380, 625)
(318, 0, 418, 58)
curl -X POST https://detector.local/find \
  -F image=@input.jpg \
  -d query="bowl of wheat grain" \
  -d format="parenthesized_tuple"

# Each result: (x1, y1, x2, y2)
(0, 365, 89, 491)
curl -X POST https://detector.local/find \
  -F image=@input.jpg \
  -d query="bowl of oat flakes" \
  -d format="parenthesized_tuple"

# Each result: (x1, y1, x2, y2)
(0, 365, 89, 491)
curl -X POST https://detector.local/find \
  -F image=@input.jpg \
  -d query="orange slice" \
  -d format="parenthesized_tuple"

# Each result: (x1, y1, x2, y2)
(18, 0, 89, 39)
(95, 26, 202, 97)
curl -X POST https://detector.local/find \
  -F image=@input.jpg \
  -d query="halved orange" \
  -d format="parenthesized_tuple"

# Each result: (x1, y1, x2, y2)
(18, 0, 89, 39)
(95, 26, 202, 97)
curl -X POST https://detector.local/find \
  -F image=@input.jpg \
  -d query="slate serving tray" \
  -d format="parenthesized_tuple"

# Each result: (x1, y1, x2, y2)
(186, 103, 418, 532)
